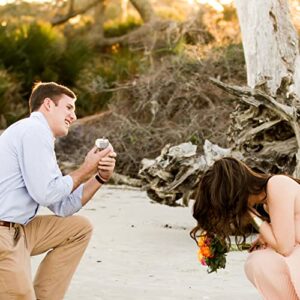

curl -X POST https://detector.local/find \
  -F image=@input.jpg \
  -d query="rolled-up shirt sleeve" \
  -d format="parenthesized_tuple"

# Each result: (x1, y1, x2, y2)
(19, 126, 82, 215)
(47, 183, 83, 216)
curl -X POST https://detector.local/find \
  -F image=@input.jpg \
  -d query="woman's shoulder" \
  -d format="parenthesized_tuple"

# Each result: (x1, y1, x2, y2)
(268, 174, 299, 186)
(267, 174, 299, 196)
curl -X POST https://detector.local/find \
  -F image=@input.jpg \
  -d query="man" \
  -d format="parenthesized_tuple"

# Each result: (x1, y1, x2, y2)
(0, 82, 116, 299)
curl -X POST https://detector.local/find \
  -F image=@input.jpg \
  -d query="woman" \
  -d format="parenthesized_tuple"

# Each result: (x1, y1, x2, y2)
(190, 157, 300, 299)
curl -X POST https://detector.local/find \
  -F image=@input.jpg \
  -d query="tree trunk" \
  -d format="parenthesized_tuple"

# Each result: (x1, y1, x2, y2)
(121, 0, 129, 21)
(92, 0, 106, 39)
(129, 0, 156, 23)
(226, 0, 300, 175)
(234, 0, 300, 97)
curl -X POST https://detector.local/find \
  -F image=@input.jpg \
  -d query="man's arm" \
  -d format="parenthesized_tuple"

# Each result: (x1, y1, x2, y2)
(47, 150, 116, 216)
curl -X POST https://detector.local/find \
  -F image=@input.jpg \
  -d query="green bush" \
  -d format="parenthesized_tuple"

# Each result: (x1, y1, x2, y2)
(104, 16, 142, 38)
(0, 68, 27, 128)
(57, 36, 93, 86)
(74, 65, 112, 117)
(0, 22, 65, 92)
(0, 21, 93, 116)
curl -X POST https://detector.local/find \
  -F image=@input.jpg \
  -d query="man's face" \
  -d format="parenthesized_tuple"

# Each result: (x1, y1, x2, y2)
(48, 94, 77, 138)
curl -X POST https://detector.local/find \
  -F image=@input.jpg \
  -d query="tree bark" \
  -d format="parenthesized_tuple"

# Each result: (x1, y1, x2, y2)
(234, 0, 300, 97)
(51, 0, 99, 26)
(121, 0, 129, 21)
(92, 0, 106, 39)
(129, 0, 156, 23)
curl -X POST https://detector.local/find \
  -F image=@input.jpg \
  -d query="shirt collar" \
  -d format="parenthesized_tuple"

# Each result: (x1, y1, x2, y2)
(30, 111, 54, 139)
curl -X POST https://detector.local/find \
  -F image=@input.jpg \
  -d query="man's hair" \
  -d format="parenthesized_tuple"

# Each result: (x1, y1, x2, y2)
(29, 82, 76, 113)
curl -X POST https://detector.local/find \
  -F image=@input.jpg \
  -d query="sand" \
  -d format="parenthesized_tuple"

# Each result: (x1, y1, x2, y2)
(32, 185, 261, 300)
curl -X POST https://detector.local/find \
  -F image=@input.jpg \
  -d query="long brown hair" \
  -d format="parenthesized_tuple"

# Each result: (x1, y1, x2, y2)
(190, 157, 271, 247)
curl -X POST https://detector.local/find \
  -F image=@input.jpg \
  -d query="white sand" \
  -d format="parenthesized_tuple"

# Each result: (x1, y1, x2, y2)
(32, 185, 261, 300)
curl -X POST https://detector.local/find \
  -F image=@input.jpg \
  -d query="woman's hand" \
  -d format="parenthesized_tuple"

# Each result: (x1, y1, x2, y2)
(249, 235, 268, 252)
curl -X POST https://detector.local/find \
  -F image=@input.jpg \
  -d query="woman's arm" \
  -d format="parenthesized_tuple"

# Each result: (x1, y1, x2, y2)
(251, 175, 298, 256)
(248, 234, 267, 252)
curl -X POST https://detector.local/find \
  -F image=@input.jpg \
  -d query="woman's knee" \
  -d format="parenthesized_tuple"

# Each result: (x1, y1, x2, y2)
(244, 249, 285, 281)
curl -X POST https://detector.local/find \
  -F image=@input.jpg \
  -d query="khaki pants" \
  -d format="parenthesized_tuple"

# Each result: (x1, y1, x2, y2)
(0, 215, 93, 300)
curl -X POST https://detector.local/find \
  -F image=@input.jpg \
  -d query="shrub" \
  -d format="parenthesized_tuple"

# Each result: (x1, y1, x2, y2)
(0, 22, 65, 93)
(56, 36, 93, 86)
(104, 16, 142, 38)
(0, 68, 26, 128)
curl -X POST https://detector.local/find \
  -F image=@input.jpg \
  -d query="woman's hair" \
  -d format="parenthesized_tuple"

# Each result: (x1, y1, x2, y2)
(190, 157, 271, 247)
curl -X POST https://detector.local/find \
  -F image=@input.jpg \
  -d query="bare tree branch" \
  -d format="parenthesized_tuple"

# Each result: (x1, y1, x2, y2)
(129, 0, 156, 23)
(51, 0, 99, 26)
(94, 19, 178, 48)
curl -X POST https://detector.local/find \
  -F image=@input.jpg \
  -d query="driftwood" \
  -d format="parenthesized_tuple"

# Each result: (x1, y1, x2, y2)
(110, 173, 143, 187)
(139, 75, 300, 206)
(139, 140, 231, 206)
(210, 78, 300, 175)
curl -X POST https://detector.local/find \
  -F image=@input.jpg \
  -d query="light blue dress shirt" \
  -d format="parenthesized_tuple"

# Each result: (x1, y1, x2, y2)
(0, 112, 83, 224)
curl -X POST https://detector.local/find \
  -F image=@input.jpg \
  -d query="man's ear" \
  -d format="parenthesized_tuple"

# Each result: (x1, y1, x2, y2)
(43, 98, 52, 111)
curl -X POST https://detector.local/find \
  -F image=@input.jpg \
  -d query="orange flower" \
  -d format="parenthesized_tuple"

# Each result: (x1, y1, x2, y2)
(198, 249, 207, 265)
(200, 246, 212, 258)
(198, 236, 206, 247)
(198, 249, 203, 260)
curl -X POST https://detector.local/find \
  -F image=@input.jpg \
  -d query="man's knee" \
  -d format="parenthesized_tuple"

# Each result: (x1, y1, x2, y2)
(0, 273, 35, 299)
(71, 215, 93, 237)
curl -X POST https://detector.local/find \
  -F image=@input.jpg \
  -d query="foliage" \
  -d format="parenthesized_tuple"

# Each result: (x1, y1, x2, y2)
(57, 36, 92, 86)
(0, 21, 93, 118)
(0, 22, 65, 92)
(73, 66, 112, 118)
(0, 68, 26, 128)
(104, 16, 142, 38)
(196, 43, 246, 83)
(108, 46, 149, 80)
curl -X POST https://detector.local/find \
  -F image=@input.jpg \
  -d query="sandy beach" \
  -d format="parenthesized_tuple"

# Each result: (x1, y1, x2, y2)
(32, 185, 261, 300)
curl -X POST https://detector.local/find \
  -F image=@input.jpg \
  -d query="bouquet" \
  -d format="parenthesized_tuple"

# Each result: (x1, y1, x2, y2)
(197, 234, 227, 273)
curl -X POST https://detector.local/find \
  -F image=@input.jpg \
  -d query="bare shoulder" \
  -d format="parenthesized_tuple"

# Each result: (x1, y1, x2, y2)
(267, 175, 299, 198)
(268, 174, 298, 185)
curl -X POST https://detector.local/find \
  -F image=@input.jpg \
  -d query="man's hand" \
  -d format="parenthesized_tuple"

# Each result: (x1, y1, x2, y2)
(97, 151, 117, 182)
(82, 146, 113, 177)
(79, 148, 116, 206)
(69, 146, 113, 191)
